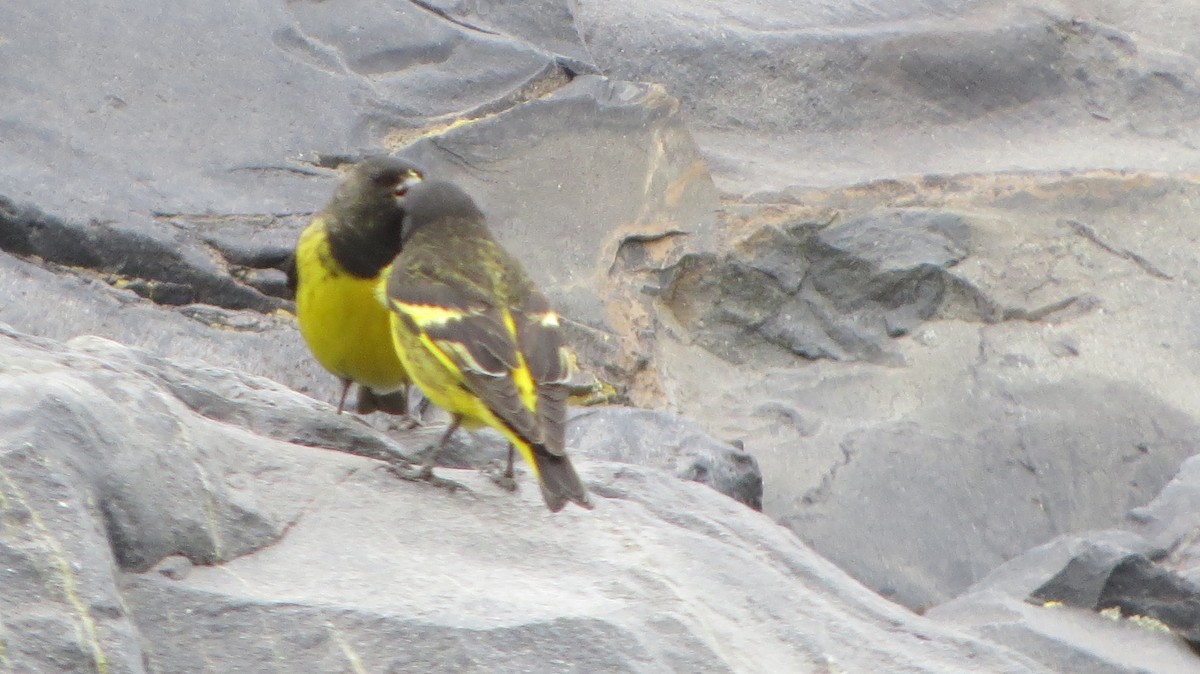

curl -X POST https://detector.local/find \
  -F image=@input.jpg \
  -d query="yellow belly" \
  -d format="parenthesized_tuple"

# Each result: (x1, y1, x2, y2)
(385, 313, 485, 425)
(294, 226, 408, 393)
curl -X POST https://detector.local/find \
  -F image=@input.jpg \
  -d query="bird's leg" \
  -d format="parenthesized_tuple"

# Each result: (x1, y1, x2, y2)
(407, 395, 432, 429)
(389, 389, 431, 430)
(365, 387, 431, 430)
(386, 416, 470, 493)
(417, 415, 461, 478)
(484, 443, 519, 493)
(335, 378, 352, 415)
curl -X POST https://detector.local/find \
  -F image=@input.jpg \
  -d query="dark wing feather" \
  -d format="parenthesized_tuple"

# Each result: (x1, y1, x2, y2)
(515, 298, 567, 383)
(389, 255, 544, 444)
(284, 252, 299, 296)
(513, 294, 570, 456)
(390, 257, 518, 377)
(463, 363, 543, 445)
(439, 310, 545, 446)
(534, 382, 569, 456)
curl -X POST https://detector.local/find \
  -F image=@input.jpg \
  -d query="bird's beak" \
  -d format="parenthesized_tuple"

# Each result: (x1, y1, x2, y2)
(394, 173, 423, 201)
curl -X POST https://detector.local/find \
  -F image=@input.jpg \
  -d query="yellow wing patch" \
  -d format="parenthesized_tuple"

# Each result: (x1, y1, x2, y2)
(501, 310, 518, 337)
(512, 356, 536, 409)
(388, 301, 491, 379)
(501, 309, 537, 409)
(435, 339, 492, 376)
(417, 332, 469, 383)
(391, 301, 469, 327)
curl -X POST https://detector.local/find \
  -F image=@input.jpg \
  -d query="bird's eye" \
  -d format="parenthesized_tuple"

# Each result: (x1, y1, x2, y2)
(394, 172, 423, 199)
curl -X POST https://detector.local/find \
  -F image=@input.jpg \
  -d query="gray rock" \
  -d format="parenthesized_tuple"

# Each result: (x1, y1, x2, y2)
(0, 196, 284, 312)
(0, 0, 576, 220)
(8, 2, 1200, 670)
(0, 327, 1051, 673)
(576, 2, 1200, 191)
(659, 173, 1200, 613)
(807, 210, 984, 326)
(1032, 550, 1200, 647)
(661, 253, 792, 365)
(414, 0, 597, 74)
(780, 377, 1200, 611)
(1027, 541, 1162, 610)
(929, 533, 1200, 673)
(663, 209, 1001, 367)
(0, 249, 339, 413)
(925, 440, 1200, 669)
(1129, 453, 1200, 585)
(1, 0, 719, 400)
(395, 74, 719, 335)
(567, 406, 762, 509)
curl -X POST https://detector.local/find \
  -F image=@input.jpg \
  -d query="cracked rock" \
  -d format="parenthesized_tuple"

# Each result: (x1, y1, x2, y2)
(662, 209, 1000, 366)
(0, 326, 1049, 673)
(566, 406, 763, 510)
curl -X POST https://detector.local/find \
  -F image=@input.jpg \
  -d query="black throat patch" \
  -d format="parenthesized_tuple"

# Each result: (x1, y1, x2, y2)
(326, 200, 405, 279)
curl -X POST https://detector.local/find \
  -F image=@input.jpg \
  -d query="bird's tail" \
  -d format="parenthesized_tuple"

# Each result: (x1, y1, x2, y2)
(531, 445, 592, 512)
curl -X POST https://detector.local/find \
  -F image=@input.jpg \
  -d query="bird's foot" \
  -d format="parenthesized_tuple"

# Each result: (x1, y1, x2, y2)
(383, 414, 424, 431)
(482, 461, 519, 493)
(385, 459, 471, 494)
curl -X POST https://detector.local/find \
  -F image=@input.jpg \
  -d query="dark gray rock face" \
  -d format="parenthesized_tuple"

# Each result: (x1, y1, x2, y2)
(928, 446, 1200, 671)
(777, 379, 1200, 611)
(1031, 548, 1200, 648)
(575, 1, 1200, 190)
(1129, 454, 1200, 582)
(395, 74, 719, 334)
(567, 406, 763, 510)
(663, 209, 987, 366)
(0, 327, 1049, 674)
(6, 0, 1200, 671)
(0, 0, 714, 403)
(660, 173, 1200, 629)
(929, 532, 1200, 674)
(0, 249, 331, 416)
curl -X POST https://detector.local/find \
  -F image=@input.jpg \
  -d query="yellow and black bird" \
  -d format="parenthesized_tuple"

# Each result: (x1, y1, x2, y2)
(382, 180, 592, 512)
(286, 157, 424, 416)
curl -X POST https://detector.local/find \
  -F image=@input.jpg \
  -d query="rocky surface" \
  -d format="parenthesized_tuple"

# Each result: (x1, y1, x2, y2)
(0, 328, 1048, 673)
(928, 449, 1200, 672)
(576, 0, 1200, 192)
(566, 406, 763, 510)
(929, 531, 1200, 673)
(931, 534, 1200, 671)
(662, 172, 1200, 618)
(1032, 547, 1200, 646)
(4, 0, 1200, 672)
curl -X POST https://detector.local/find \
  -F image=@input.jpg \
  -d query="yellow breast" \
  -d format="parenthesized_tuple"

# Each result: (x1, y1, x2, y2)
(293, 222, 408, 393)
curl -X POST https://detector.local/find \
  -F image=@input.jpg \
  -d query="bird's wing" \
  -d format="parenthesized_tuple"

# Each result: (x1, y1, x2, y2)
(513, 293, 571, 456)
(284, 253, 299, 295)
(388, 259, 544, 445)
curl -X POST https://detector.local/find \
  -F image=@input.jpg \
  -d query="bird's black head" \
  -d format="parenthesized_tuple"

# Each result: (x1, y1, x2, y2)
(396, 180, 487, 244)
(325, 156, 424, 277)
(334, 156, 424, 213)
